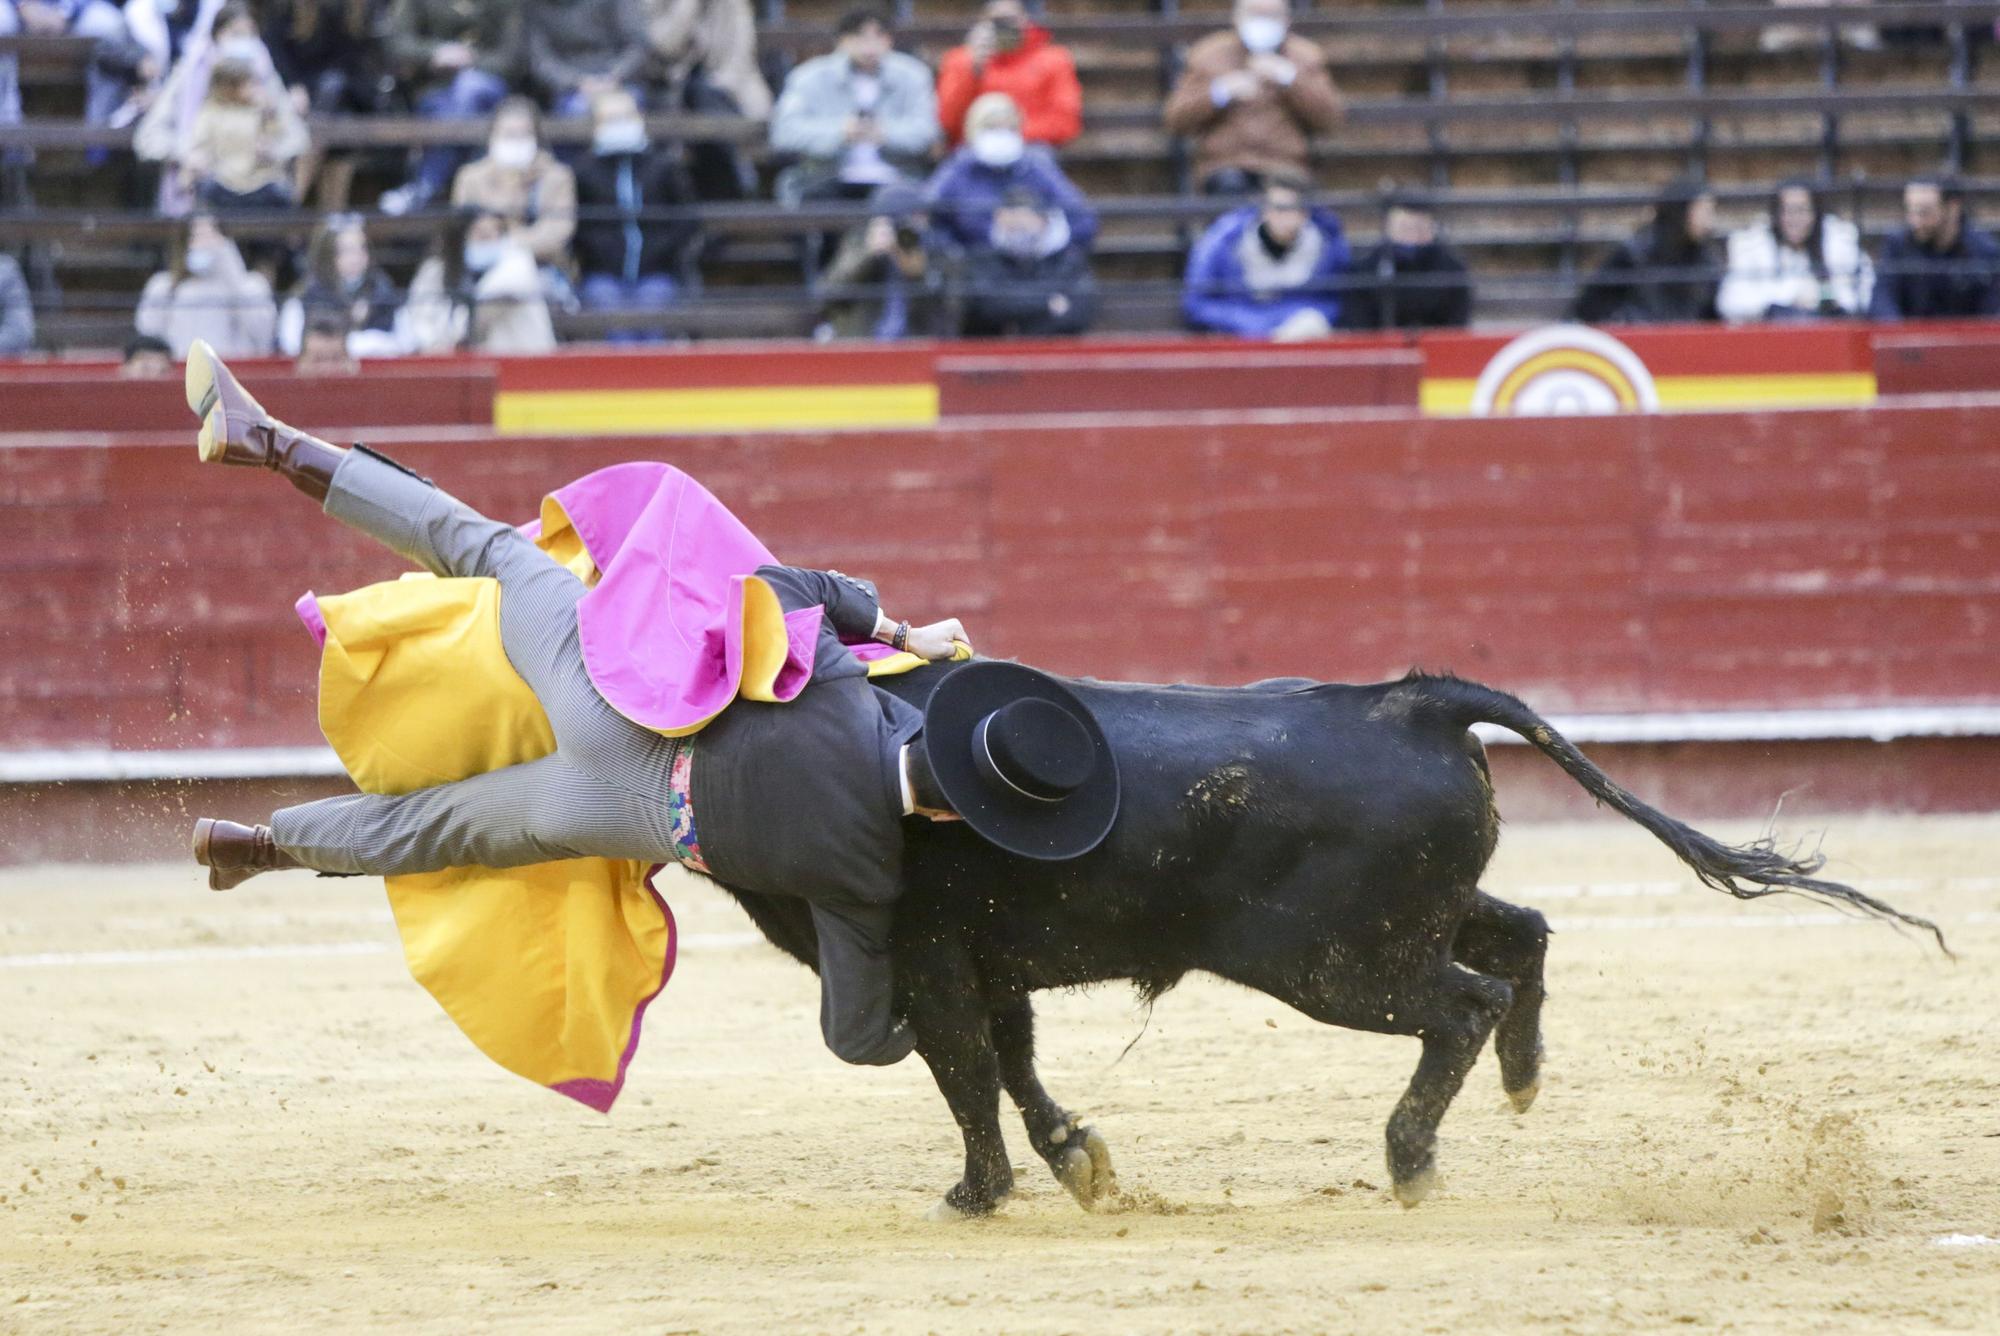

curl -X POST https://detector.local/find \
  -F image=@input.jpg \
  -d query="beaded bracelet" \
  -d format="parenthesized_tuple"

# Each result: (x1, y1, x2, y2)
(892, 620, 910, 653)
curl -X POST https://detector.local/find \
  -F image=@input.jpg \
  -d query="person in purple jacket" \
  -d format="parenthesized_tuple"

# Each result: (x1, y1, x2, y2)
(1182, 175, 1350, 339)
(924, 91, 1096, 255)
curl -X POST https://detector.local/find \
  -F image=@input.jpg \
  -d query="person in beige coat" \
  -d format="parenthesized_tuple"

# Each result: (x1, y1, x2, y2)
(449, 97, 578, 267)
(645, 0, 771, 119)
(1162, 0, 1341, 195)
(134, 213, 277, 357)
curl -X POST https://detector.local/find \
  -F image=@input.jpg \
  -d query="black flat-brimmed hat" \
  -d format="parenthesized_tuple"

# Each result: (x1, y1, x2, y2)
(920, 661, 1120, 861)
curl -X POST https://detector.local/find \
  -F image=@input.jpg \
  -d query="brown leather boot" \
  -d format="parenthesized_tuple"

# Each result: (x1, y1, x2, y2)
(183, 339, 347, 501)
(192, 818, 303, 892)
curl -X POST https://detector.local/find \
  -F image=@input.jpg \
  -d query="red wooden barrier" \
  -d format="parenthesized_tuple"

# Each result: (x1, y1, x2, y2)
(0, 366, 497, 434)
(934, 348, 1423, 417)
(1872, 331, 2000, 396)
(3, 399, 1998, 754)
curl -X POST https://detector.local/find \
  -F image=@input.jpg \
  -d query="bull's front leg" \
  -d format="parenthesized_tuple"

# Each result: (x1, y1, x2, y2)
(905, 947, 1013, 1219)
(991, 995, 1116, 1210)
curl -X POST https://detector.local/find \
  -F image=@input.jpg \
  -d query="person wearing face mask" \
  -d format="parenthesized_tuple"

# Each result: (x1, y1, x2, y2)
(1182, 176, 1350, 339)
(958, 186, 1095, 338)
(399, 206, 558, 353)
(925, 92, 1095, 257)
(770, 6, 937, 207)
(1163, 0, 1342, 197)
(1718, 180, 1872, 323)
(572, 88, 700, 343)
(1572, 179, 1724, 326)
(1870, 175, 2000, 321)
(1339, 195, 1473, 330)
(279, 213, 405, 356)
(134, 211, 277, 356)
(451, 96, 579, 269)
(135, 2, 292, 215)
(935, 0, 1080, 150)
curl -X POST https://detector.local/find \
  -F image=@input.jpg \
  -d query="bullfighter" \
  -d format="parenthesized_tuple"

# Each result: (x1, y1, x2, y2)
(177, 341, 1119, 1087)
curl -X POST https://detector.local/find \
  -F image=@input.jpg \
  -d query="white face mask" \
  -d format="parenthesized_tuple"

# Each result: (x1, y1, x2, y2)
(488, 135, 537, 170)
(970, 127, 1024, 169)
(183, 246, 216, 276)
(215, 35, 265, 66)
(592, 120, 648, 156)
(1236, 17, 1288, 54)
(462, 239, 506, 274)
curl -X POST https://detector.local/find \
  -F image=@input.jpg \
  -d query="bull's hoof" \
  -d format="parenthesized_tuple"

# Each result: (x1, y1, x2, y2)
(1054, 1126, 1117, 1210)
(1392, 1165, 1438, 1209)
(926, 1189, 1007, 1223)
(1506, 1077, 1542, 1114)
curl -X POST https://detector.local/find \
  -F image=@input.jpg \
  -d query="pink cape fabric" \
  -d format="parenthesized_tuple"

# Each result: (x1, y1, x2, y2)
(545, 460, 897, 732)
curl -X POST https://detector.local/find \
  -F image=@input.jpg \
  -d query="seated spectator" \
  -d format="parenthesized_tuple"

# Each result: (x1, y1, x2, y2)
(16, 0, 132, 127)
(134, 212, 276, 357)
(1870, 176, 2000, 321)
(263, 0, 386, 113)
(279, 213, 403, 356)
(294, 307, 359, 373)
(119, 332, 175, 377)
(399, 206, 558, 353)
(645, 0, 770, 120)
(1, 4, 20, 207)
(1572, 180, 1722, 325)
(1718, 179, 1872, 322)
(94, 0, 199, 132)
(523, 0, 649, 118)
(135, 3, 287, 215)
(376, 0, 518, 215)
(451, 96, 578, 269)
(1183, 175, 1350, 339)
(769, 6, 937, 206)
(815, 181, 952, 341)
(960, 186, 1095, 339)
(1162, 0, 1342, 196)
(935, 0, 1080, 150)
(1340, 195, 1472, 330)
(926, 92, 1095, 257)
(0, 247, 32, 353)
(182, 54, 310, 211)
(572, 88, 699, 343)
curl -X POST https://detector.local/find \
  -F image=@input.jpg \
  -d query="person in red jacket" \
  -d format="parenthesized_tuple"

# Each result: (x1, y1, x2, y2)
(935, 0, 1082, 148)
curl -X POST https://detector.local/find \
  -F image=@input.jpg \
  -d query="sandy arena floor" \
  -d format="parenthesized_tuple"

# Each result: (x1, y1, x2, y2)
(2, 815, 1998, 1334)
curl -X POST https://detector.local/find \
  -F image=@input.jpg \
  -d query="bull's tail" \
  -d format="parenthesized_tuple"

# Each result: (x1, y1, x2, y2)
(1409, 673, 1950, 954)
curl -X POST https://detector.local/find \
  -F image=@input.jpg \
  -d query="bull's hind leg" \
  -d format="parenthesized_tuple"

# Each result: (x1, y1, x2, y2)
(991, 996, 1116, 1210)
(1453, 891, 1550, 1112)
(904, 948, 1014, 1220)
(1232, 950, 1511, 1209)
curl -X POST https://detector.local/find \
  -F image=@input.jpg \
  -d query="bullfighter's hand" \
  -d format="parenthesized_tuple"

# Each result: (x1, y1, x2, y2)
(907, 619, 970, 661)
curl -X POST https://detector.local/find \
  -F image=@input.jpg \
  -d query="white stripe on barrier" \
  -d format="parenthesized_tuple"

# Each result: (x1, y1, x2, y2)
(7, 703, 2000, 784)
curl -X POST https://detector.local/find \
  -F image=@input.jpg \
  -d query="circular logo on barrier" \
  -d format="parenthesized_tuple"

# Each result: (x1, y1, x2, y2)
(1469, 324, 1659, 416)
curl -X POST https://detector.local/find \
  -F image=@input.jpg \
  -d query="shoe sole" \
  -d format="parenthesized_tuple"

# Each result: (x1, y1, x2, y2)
(184, 339, 271, 465)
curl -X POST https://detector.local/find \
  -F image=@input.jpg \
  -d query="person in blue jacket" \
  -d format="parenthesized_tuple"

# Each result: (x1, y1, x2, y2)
(925, 91, 1096, 255)
(1183, 175, 1350, 337)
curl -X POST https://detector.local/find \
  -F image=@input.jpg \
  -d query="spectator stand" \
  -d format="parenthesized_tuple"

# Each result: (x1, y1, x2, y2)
(4, 4, 2000, 345)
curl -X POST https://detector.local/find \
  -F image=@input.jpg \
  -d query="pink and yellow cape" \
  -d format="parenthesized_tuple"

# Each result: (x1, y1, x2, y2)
(299, 462, 929, 1111)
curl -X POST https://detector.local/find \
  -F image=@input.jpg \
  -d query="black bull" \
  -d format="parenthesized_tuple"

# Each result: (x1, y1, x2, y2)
(719, 664, 1946, 1217)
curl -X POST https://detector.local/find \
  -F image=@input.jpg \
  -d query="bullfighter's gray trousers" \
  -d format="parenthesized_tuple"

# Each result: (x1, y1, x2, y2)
(270, 448, 686, 875)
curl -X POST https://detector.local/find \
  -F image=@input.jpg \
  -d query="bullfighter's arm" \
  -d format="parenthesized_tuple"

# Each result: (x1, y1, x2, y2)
(756, 564, 970, 660)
